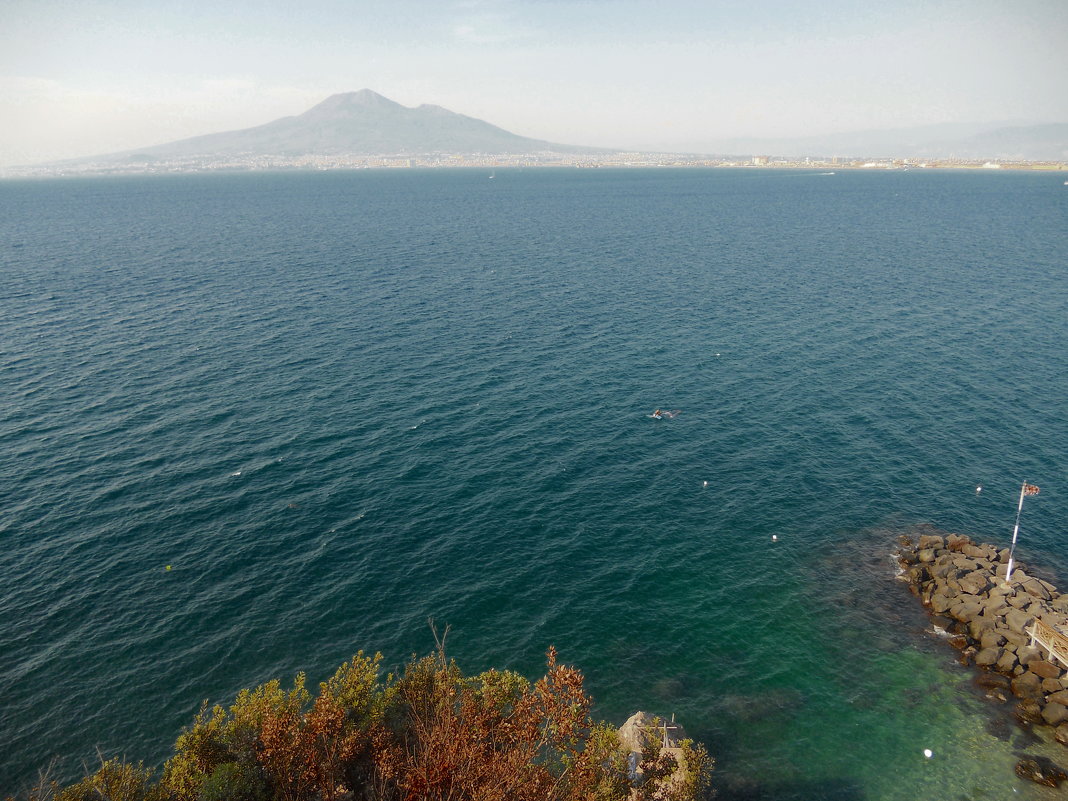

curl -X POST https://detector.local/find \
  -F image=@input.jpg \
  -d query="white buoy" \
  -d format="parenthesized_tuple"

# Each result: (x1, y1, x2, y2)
(772, 535, 778, 541)
(976, 485, 982, 494)
(703, 480, 708, 488)
(923, 749, 933, 759)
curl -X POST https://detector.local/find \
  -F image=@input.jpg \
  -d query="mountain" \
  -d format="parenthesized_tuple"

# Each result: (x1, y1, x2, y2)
(695, 122, 1068, 161)
(104, 89, 601, 162)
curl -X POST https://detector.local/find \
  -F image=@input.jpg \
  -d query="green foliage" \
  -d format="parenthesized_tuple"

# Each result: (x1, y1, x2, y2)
(38, 648, 713, 801)
(54, 758, 162, 801)
(200, 762, 267, 801)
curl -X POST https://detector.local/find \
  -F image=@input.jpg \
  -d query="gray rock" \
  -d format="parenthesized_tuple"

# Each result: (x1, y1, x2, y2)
(997, 650, 1019, 673)
(980, 629, 1006, 650)
(959, 571, 991, 596)
(1006, 608, 1035, 634)
(951, 556, 979, 572)
(969, 618, 994, 641)
(1007, 593, 1031, 609)
(976, 647, 1002, 666)
(932, 562, 959, 580)
(917, 548, 936, 563)
(930, 593, 954, 614)
(1000, 628, 1030, 649)
(1018, 645, 1044, 665)
(1043, 703, 1068, 727)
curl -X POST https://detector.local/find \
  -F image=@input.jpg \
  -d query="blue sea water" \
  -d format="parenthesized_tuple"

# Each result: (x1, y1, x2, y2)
(1, 168, 1066, 799)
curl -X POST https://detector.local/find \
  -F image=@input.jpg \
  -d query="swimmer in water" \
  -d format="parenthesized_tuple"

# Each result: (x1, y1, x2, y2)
(652, 409, 663, 419)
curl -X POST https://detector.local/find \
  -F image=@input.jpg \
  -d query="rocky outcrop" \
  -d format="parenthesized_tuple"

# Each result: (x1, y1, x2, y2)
(618, 711, 689, 791)
(898, 533, 1068, 737)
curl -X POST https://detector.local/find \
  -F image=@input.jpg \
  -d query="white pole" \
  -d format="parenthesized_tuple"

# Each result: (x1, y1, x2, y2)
(1005, 480, 1028, 584)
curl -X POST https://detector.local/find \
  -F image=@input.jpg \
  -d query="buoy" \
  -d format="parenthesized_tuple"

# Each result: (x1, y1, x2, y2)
(772, 535, 778, 542)
(976, 485, 982, 494)
(703, 480, 708, 488)
(165, 565, 172, 571)
(923, 749, 933, 759)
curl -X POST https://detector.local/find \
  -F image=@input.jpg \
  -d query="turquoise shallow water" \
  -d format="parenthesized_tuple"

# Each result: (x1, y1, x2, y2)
(1, 168, 1067, 798)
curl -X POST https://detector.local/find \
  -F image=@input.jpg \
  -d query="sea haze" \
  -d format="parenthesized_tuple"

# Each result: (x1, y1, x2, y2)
(1, 168, 1066, 799)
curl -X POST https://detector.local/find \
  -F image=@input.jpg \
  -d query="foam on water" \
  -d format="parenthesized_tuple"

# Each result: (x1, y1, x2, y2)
(1, 169, 1066, 798)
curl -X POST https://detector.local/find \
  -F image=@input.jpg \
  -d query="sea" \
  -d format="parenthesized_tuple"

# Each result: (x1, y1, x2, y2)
(1, 167, 1066, 800)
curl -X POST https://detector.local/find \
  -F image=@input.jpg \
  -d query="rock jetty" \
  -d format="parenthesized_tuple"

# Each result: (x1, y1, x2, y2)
(898, 533, 1068, 737)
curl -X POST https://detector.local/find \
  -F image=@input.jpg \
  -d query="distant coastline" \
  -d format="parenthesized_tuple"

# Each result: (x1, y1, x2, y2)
(5, 90, 1066, 179)
(4, 152, 1067, 179)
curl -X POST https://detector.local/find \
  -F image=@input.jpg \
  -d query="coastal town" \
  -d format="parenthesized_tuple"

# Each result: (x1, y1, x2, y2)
(8, 150, 1068, 178)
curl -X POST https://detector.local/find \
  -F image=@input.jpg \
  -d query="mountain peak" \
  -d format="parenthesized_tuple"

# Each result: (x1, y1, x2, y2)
(304, 90, 404, 117)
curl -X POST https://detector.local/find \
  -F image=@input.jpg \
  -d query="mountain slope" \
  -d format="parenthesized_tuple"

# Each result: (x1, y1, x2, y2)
(119, 89, 600, 159)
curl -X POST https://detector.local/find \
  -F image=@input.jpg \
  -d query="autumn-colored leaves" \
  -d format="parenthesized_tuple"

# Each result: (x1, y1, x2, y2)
(28, 647, 712, 801)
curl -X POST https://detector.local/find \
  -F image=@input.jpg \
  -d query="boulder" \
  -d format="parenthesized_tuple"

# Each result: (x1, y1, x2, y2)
(932, 562, 958, 580)
(1051, 596, 1068, 615)
(1029, 661, 1064, 680)
(946, 533, 971, 551)
(1017, 699, 1045, 723)
(959, 571, 991, 596)
(951, 556, 979, 572)
(1005, 608, 1035, 634)
(950, 596, 983, 623)
(917, 534, 944, 551)
(1043, 704, 1068, 727)
(1047, 688, 1068, 705)
(1007, 593, 1031, 609)
(930, 615, 955, 633)
(975, 647, 1002, 667)
(979, 598, 1009, 619)
(1017, 645, 1044, 665)
(979, 629, 1006, 650)
(1015, 756, 1068, 787)
(917, 548, 936, 563)
(1043, 678, 1066, 694)
(968, 618, 994, 641)
(1013, 672, 1044, 698)
(1000, 628, 1030, 649)
(1056, 724, 1068, 746)
(930, 593, 955, 615)
(976, 673, 1011, 690)
(617, 711, 689, 783)
(997, 650, 1019, 673)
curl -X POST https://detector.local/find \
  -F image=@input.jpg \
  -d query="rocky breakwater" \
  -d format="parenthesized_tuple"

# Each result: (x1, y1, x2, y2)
(898, 533, 1068, 739)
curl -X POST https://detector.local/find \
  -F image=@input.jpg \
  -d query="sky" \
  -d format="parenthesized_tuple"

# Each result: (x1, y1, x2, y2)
(2, 0, 1067, 166)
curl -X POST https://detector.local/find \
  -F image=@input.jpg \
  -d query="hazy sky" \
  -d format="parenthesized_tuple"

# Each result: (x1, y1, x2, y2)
(2, 0, 1066, 166)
